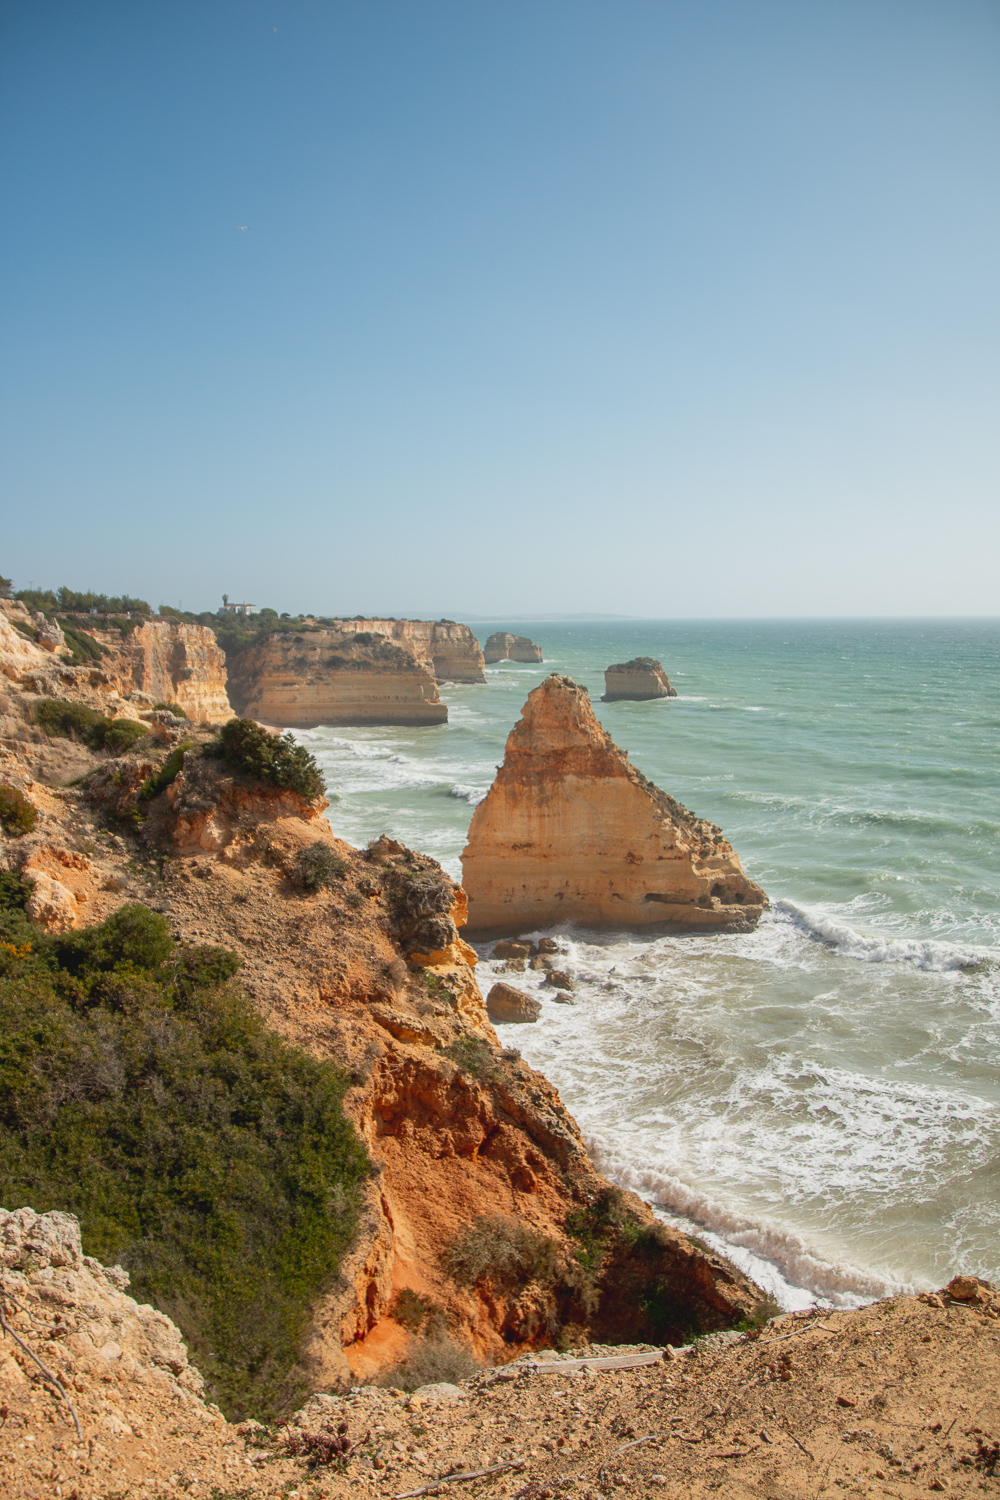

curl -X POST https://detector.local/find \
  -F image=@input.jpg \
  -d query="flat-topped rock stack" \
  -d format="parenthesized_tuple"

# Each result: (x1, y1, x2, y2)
(603, 656, 676, 701)
(483, 631, 543, 663)
(226, 628, 449, 726)
(462, 674, 766, 935)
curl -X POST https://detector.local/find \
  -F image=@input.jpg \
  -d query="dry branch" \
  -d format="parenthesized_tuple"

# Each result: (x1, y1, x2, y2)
(0, 1299, 83, 1440)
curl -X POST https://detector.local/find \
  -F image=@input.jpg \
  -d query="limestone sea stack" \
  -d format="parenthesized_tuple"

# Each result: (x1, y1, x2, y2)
(603, 656, 677, 701)
(461, 674, 766, 935)
(226, 629, 448, 727)
(483, 631, 543, 664)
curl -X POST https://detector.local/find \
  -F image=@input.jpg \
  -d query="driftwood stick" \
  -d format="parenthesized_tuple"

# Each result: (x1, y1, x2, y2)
(597, 1433, 657, 1483)
(0, 1301, 83, 1441)
(782, 1422, 816, 1462)
(393, 1458, 525, 1498)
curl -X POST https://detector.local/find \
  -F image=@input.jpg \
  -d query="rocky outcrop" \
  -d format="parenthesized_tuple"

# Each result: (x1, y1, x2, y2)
(75, 619, 231, 723)
(330, 619, 485, 683)
(226, 629, 448, 727)
(603, 656, 677, 700)
(0, 602, 55, 681)
(483, 632, 543, 664)
(462, 674, 767, 935)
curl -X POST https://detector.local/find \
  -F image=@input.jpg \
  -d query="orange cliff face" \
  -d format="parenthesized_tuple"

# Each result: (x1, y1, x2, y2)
(226, 629, 448, 727)
(330, 618, 486, 683)
(461, 674, 767, 936)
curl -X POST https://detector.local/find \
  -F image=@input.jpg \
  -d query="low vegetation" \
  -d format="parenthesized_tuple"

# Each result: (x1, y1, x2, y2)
(0, 785, 37, 837)
(33, 698, 148, 755)
(216, 718, 325, 801)
(294, 842, 349, 891)
(15, 586, 152, 617)
(0, 890, 370, 1420)
(445, 1213, 561, 1292)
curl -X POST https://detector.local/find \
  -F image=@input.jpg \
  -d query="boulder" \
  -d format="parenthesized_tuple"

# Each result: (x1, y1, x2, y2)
(492, 939, 534, 959)
(602, 657, 677, 701)
(486, 982, 542, 1023)
(462, 674, 767, 935)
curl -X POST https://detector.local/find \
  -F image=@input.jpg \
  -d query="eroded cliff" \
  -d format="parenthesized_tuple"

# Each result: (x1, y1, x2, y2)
(331, 618, 486, 683)
(226, 629, 448, 726)
(461, 674, 767, 934)
(1, 701, 766, 1397)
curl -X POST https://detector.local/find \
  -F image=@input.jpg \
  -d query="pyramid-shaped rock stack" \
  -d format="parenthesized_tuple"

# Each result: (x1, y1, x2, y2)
(461, 675, 767, 935)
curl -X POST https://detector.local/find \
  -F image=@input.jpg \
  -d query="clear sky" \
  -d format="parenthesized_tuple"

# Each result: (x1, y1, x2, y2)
(2, 0, 998, 618)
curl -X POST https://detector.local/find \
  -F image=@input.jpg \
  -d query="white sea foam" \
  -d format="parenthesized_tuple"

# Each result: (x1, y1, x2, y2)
(774, 900, 993, 971)
(448, 784, 488, 805)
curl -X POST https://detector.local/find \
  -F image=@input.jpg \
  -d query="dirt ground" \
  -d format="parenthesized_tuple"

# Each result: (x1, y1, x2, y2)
(3, 1284, 997, 1500)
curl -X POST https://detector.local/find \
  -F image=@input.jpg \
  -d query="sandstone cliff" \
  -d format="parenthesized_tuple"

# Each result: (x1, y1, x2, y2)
(483, 631, 543, 664)
(462, 674, 767, 934)
(331, 618, 485, 683)
(603, 655, 677, 700)
(3, 608, 230, 724)
(226, 629, 448, 726)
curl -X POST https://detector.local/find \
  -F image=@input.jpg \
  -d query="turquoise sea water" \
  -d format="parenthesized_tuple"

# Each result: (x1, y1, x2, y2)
(297, 620, 1000, 1307)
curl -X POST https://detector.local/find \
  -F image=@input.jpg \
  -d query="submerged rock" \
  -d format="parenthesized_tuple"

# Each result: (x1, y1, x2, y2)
(461, 674, 767, 935)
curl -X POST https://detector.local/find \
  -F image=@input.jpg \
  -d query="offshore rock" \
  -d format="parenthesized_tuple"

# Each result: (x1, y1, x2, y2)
(483, 632, 543, 664)
(602, 656, 677, 701)
(226, 628, 448, 727)
(462, 674, 767, 934)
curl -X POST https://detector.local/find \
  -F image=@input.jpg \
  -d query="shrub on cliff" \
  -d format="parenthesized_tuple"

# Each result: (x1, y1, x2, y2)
(0, 902, 369, 1420)
(294, 842, 349, 891)
(33, 699, 148, 756)
(216, 718, 325, 801)
(0, 784, 37, 837)
(445, 1213, 561, 1291)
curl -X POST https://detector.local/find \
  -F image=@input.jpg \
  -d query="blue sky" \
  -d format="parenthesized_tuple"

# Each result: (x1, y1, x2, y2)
(2, 0, 998, 618)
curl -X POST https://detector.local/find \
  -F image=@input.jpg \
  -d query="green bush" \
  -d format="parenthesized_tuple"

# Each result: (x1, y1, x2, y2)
(153, 702, 189, 719)
(138, 742, 193, 803)
(443, 1035, 502, 1082)
(34, 698, 105, 741)
(55, 621, 106, 665)
(0, 902, 369, 1420)
(32, 699, 147, 756)
(217, 719, 325, 800)
(294, 843, 349, 891)
(100, 718, 148, 755)
(0, 785, 37, 837)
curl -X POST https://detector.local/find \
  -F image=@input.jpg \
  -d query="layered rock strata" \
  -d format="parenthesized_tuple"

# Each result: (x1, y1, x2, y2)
(462, 674, 767, 934)
(226, 629, 448, 726)
(330, 619, 485, 683)
(2, 607, 230, 724)
(603, 656, 677, 701)
(483, 632, 543, 664)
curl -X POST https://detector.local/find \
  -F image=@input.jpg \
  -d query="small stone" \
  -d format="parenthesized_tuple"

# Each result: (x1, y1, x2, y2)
(543, 970, 573, 991)
(946, 1276, 980, 1302)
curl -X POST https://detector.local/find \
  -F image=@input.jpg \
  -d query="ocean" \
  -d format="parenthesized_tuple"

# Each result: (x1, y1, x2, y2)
(295, 619, 1000, 1309)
